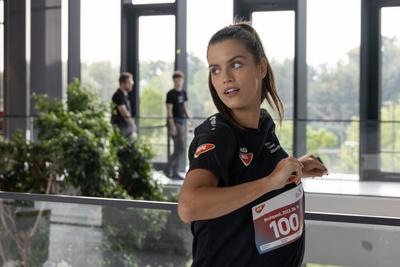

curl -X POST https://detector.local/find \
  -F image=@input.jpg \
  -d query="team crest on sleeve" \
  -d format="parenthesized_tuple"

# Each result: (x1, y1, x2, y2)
(239, 147, 253, 166)
(194, 143, 215, 158)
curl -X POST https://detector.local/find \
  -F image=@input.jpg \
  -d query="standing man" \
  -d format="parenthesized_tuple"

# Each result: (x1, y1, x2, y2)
(111, 72, 137, 138)
(166, 70, 192, 180)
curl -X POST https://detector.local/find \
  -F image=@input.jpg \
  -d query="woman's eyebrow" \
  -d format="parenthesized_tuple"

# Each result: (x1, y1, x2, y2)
(208, 55, 245, 68)
(229, 55, 245, 62)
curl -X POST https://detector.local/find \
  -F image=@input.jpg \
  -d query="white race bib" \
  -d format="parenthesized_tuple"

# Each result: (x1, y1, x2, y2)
(252, 184, 304, 254)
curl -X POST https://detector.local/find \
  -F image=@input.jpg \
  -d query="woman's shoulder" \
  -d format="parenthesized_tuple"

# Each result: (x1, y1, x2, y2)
(194, 113, 236, 139)
(190, 114, 238, 158)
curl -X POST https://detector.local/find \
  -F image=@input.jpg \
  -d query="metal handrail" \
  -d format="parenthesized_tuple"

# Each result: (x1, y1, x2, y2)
(2, 114, 400, 123)
(0, 191, 177, 211)
(1, 191, 400, 227)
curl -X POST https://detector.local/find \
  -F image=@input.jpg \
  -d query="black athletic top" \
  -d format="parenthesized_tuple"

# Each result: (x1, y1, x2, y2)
(111, 88, 132, 128)
(188, 109, 305, 267)
(166, 89, 188, 121)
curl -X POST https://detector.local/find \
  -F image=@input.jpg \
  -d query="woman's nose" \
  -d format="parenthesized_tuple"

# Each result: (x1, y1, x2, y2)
(222, 69, 233, 84)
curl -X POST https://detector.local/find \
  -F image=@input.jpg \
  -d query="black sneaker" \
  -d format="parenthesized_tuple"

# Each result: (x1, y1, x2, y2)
(162, 168, 171, 178)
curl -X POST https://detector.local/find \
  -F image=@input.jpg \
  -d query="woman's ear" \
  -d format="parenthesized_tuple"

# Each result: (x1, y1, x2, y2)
(259, 57, 268, 79)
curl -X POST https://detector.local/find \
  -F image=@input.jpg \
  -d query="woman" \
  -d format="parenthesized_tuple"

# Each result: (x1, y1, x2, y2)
(178, 22, 327, 267)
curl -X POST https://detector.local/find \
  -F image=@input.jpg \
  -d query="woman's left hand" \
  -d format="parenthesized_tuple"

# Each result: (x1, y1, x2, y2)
(298, 154, 328, 178)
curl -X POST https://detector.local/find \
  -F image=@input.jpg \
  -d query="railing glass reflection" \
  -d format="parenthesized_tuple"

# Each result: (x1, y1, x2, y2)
(1, 192, 400, 267)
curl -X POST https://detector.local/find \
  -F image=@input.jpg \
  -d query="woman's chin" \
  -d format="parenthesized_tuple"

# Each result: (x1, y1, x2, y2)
(224, 99, 252, 110)
(223, 102, 242, 111)
(220, 98, 242, 109)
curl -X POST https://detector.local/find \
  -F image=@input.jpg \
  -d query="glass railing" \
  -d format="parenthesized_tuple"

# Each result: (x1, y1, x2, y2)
(0, 191, 399, 267)
(0, 192, 191, 267)
(305, 216, 400, 267)
(137, 116, 170, 163)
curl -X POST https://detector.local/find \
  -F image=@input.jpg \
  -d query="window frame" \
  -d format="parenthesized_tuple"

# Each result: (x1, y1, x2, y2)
(122, 0, 186, 169)
(1, 0, 5, 135)
(360, 0, 400, 181)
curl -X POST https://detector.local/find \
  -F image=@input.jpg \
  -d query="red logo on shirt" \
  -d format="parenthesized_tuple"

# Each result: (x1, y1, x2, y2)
(255, 204, 265, 214)
(239, 151, 253, 166)
(194, 143, 215, 158)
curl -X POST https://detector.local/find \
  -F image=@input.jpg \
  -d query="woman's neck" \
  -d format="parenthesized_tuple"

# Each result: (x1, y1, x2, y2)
(232, 107, 261, 129)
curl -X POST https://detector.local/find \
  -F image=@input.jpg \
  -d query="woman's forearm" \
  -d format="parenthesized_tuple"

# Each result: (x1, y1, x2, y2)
(178, 176, 275, 223)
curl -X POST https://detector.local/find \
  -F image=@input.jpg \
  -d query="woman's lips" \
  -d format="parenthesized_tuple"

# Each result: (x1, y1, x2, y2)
(224, 87, 240, 96)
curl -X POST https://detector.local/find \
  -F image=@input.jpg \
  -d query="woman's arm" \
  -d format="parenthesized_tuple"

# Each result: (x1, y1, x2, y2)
(178, 157, 304, 223)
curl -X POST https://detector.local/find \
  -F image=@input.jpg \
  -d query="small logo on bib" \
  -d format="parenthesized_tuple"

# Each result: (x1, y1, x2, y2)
(239, 147, 253, 166)
(194, 143, 215, 158)
(255, 204, 266, 214)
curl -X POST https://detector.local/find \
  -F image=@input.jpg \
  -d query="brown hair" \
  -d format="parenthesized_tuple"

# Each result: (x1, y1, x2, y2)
(207, 21, 284, 127)
(119, 72, 133, 84)
(172, 70, 185, 80)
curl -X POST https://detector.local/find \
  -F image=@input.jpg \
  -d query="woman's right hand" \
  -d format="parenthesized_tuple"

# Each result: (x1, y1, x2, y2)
(267, 157, 304, 191)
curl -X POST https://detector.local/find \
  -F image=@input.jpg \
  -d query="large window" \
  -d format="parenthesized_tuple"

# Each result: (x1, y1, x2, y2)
(132, 0, 174, 4)
(307, 0, 361, 178)
(81, 0, 121, 103)
(61, 0, 68, 93)
(380, 7, 400, 173)
(138, 15, 175, 162)
(138, 15, 175, 118)
(252, 11, 295, 154)
(186, 0, 233, 120)
(117, 0, 400, 181)
(0, 0, 4, 135)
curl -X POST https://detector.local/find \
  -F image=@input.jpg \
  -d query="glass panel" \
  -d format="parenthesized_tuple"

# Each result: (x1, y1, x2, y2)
(1, 197, 400, 266)
(380, 7, 400, 173)
(137, 117, 170, 163)
(138, 15, 175, 163)
(0, 24, 3, 117)
(0, 19, 3, 139)
(0, 199, 192, 266)
(306, 121, 359, 178)
(0, 0, 4, 23)
(307, 0, 361, 178)
(132, 0, 175, 4)
(186, 0, 233, 119)
(304, 221, 400, 266)
(81, 0, 121, 103)
(61, 0, 68, 94)
(252, 11, 295, 152)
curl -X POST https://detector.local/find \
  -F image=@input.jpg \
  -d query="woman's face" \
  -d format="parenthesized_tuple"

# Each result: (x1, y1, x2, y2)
(207, 39, 266, 112)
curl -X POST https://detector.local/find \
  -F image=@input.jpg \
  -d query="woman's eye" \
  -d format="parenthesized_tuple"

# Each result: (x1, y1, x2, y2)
(232, 62, 242, 69)
(210, 68, 221, 75)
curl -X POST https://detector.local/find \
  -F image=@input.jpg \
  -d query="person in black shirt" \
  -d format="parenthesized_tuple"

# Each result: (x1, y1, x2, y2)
(111, 72, 137, 138)
(178, 22, 328, 267)
(165, 71, 193, 179)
